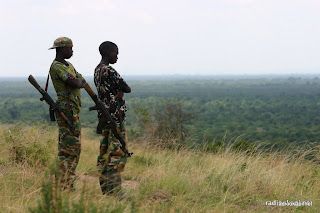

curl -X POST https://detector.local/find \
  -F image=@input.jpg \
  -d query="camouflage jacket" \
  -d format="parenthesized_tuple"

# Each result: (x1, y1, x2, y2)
(49, 60, 83, 115)
(94, 64, 127, 124)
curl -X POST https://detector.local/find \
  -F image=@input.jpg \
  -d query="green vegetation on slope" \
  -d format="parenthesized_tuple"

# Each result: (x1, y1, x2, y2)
(0, 124, 319, 212)
(2, 76, 320, 146)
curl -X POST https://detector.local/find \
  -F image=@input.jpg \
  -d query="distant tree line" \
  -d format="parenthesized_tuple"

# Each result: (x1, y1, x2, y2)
(2, 77, 320, 146)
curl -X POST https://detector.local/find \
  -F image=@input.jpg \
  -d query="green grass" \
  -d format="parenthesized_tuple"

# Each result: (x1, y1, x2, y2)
(0, 124, 319, 212)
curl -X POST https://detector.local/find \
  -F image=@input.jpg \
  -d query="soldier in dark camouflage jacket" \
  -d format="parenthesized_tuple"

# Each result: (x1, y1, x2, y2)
(94, 41, 131, 195)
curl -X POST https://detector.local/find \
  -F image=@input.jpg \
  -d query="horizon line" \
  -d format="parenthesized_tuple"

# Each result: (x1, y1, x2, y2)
(1, 73, 320, 78)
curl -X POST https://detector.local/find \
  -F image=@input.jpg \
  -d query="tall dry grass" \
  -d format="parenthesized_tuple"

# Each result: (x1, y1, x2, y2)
(0, 124, 319, 212)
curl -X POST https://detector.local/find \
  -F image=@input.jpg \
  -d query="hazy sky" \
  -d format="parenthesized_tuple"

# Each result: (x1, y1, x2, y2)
(1, 0, 320, 77)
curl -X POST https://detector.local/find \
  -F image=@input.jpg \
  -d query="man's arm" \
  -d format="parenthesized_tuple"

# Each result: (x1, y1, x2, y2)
(119, 79, 131, 93)
(66, 78, 86, 88)
(66, 69, 86, 88)
(52, 63, 86, 88)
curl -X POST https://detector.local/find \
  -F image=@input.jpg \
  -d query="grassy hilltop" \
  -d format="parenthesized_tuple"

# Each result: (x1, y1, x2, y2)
(0, 124, 319, 212)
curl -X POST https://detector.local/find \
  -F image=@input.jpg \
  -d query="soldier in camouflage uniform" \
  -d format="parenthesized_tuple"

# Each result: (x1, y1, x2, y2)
(94, 41, 131, 195)
(49, 37, 86, 190)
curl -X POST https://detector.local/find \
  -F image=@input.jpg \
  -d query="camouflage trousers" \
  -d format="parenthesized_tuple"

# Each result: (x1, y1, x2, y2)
(56, 111, 81, 190)
(97, 122, 127, 195)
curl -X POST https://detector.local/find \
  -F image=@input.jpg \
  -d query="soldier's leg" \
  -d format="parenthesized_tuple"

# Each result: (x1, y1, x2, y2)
(97, 129, 109, 194)
(57, 114, 81, 190)
(98, 129, 110, 193)
(101, 123, 127, 195)
(102, 166, 122, 194)
(97, 129, 110, 171)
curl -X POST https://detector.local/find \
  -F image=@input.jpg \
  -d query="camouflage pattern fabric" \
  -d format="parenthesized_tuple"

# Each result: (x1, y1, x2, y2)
(50, 60, 83, 190)
(50, 60, 83, 114)
(56, 110, 81, 190)
(49, 37, 73, 49)
(94, 64, 127, 124)
(97, 123, 127, 194)
(94, 64, 128, 194)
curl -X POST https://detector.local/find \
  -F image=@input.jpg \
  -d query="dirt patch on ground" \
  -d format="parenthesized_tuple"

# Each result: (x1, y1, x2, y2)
(78, 173, 100, 189)
(122, 180, 139, 190)
(149, 190, 172, 203)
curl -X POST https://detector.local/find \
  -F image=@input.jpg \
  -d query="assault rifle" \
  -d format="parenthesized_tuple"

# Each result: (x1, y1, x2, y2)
(28, 75, 74, 131)
(82, 83, 133, 157)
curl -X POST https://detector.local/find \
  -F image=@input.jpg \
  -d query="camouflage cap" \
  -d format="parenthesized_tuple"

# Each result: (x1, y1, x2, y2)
(48, 37, 73, 50)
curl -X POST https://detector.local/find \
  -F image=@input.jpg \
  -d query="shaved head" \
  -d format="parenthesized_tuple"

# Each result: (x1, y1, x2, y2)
(99, 41, 118, 57)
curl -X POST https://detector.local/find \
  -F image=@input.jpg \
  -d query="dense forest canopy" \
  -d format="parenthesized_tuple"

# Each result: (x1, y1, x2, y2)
(1, 75, 320, 146)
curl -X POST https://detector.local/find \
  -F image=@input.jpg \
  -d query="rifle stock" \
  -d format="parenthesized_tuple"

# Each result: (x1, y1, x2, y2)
(83, 83, 133, 157)
(28, 75, 74, 131)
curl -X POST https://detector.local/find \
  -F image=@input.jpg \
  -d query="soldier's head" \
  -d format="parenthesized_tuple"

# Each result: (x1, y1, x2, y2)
(99, 41, 118, 64)
(49, 37, 73, 59)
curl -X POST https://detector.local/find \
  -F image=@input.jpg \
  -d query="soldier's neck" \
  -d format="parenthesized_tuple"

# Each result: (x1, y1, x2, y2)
(55, 55, 69, 66)
(100, 58, 109, 66)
